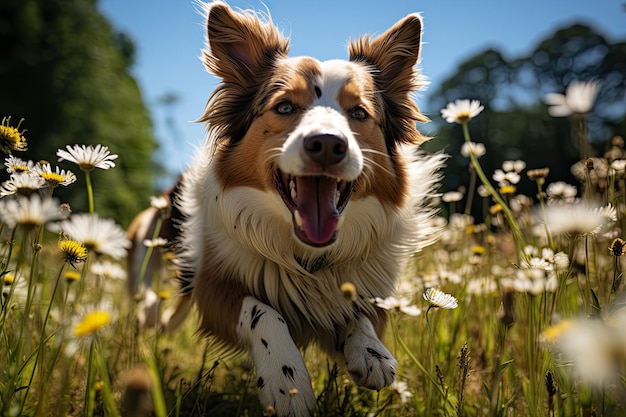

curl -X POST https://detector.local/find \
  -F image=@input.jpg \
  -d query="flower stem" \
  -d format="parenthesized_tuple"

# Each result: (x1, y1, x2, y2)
(84, 170, 94, 214)
(461, 121, 526, 259)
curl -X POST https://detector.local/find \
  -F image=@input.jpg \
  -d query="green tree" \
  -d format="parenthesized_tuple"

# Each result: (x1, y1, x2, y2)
(425, 23, 626, 206)
(0, 0, 158, 226)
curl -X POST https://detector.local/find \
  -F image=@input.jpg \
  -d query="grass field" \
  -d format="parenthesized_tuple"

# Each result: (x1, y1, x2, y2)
(2, 92, 626, 416)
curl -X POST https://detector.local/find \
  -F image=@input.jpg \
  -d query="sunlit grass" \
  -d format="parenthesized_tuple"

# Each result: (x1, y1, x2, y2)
(2, 80, 626, 416)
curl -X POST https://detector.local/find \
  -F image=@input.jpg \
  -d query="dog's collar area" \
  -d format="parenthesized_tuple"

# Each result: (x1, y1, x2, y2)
(296, 254, 330, 274)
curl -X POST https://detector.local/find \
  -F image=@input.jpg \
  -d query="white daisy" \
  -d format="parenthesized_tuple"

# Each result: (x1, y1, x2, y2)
(423, 288, 458, 309)
(545, 80, 601, 117)
(56, 144, 118, 171)
(460, 141, 486, 158)
(441, 99, 484, 124)
(136, 288, 161, 327)
(90, 259, 127, 281)
(545, 181, 577, 205)
(4, 155, 34, 173)
(0, 194, 63, 228)
(502, 160, 526, 173)
(50, 213, 131, 259)
(549, 312, 626, 387)
(32, 162, 77, 187)
(390, 380, 413, 404)
(150, 195, 169, 210)
(143, 237, 168, 248)
(0, 172, 45, 197)
(492, 169, 521, 186)
(442, 191, 463, 203)
(539, 202, 614, 236)
(373, 296, 422, 317)
(610, 159, 626, 174)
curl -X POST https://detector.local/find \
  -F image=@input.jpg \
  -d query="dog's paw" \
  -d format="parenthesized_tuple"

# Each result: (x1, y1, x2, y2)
(344, 320, 398, 390)
(255, 358, 315, 417)
(239, 297, 315, 416)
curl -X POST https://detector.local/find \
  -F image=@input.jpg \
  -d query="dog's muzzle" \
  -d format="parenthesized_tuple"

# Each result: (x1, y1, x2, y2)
(274, 134, 356, 247)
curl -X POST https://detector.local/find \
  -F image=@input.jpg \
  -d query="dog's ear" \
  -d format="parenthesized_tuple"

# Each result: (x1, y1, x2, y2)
(349, 14, 429, 147)
(202, 2, 289, 85)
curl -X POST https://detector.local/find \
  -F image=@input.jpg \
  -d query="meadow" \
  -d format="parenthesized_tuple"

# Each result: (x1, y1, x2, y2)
(2, 82, 626, 417)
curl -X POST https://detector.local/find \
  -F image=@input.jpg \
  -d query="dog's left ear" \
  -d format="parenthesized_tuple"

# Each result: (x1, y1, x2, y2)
(349, 14, 428, 146)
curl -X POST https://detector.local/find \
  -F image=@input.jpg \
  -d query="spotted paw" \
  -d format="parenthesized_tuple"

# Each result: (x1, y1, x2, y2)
(344, 319, 397, 390)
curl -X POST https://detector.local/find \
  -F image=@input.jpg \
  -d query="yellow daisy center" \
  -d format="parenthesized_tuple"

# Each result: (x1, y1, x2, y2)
(456, 112, 471, 122)
(41, 172, 66, 185)
(499, 185, 517, 195)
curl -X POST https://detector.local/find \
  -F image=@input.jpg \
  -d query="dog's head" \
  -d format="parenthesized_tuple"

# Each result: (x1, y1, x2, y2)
(199, 2, 429, 248)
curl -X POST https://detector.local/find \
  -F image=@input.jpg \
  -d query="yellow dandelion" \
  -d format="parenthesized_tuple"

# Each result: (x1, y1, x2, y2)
(472, 245, 486, 256)
(542, 320, 573, 343)
(58, 237, 87, 268)
(489, 204, 503, 215)
(64, 270, 82, 283)
(0, 116, 28, 154)
(74, 311, 111, 337)
(157, 290, 170, 300)
(341, 282, 358, 302)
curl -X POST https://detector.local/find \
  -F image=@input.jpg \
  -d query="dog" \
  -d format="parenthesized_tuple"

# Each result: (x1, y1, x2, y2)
(173, 2, 444, 415)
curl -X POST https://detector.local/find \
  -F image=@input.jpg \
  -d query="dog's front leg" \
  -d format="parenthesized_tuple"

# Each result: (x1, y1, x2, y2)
(344, 315, 398, 390)
(238, 296, 315, 417)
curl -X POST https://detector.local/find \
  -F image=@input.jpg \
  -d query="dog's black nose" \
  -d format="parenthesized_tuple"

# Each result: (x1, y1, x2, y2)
(303, 134, 347, 167)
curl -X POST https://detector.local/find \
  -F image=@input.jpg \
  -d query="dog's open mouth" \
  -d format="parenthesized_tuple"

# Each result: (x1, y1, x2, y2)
(274, 169, 354, 247)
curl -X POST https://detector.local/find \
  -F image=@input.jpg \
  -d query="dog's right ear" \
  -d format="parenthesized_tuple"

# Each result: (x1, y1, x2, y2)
(202, 2, 290, 85)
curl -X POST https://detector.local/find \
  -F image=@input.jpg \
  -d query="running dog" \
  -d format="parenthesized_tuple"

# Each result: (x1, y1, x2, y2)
(172, 2, 444, 415)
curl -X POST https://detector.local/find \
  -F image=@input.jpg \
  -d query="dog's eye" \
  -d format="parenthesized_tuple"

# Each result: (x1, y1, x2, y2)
(351, 107, 368, 120)
(275, 102, 294, 115)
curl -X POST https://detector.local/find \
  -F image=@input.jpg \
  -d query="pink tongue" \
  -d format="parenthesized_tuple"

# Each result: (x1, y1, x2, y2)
(296, 177, 339, 245)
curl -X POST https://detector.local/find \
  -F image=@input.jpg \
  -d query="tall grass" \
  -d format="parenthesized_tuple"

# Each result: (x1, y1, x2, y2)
(2, 85, 626, 416)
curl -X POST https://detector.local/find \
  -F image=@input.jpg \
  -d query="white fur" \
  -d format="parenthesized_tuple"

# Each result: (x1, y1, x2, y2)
(344, 315, 398, 389)
(238, 296, 315, 416)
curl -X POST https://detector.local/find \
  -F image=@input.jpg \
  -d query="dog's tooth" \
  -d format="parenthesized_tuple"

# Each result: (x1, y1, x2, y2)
(294, 210, 304, 229)
(337, 215, 344, 230)
(289, 179, 297, 200)
(335, 189, 341, 205)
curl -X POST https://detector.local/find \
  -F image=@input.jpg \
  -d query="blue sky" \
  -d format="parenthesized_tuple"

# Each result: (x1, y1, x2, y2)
(98, 0, 626, 179)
